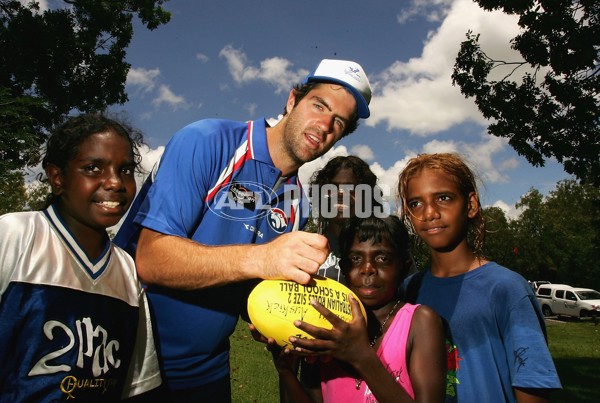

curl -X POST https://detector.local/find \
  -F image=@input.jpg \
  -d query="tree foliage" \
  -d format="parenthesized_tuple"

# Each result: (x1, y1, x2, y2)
(539, 179, 600, 287)
(452, 0, 600, 185)
(480, 179, 600, 290)
(0, 0, 171, 201)
(0, 173, 49, 215)
(512, 188, 550, 278)
(481, 206, 516, 270)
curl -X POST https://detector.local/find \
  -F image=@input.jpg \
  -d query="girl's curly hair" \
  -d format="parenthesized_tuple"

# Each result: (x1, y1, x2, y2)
(397, 153, 486, 256)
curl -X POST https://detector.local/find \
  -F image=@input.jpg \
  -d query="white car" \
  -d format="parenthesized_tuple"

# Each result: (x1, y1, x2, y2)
(529, 280, 551, 291)
(536, 284, 600, 318)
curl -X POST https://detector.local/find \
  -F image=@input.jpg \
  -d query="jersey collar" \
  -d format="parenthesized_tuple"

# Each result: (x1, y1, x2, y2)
(44, 204, 111, 280)
(248, 119, 275, 167)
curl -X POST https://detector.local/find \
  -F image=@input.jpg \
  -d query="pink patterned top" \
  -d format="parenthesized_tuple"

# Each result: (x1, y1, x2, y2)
(320, 303, 418, 402)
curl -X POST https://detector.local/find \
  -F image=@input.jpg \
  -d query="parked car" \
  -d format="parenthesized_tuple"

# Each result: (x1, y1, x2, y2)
(536, 284, 600, 318)
(529, 280, 551, 291)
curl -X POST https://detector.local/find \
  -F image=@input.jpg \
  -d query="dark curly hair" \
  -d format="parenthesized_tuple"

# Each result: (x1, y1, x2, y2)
(41, 113, 145, 207)
(282, 82, 359, 137)
(338, 215, 412, 280)
(309, 155, 377, 191)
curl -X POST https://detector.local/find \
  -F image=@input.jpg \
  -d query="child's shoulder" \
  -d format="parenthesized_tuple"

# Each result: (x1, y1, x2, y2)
(0, 209, 40, 222)
(480, 261, 528, 282)
(0, 210, 44, 236)
(476, 262, 533, 296)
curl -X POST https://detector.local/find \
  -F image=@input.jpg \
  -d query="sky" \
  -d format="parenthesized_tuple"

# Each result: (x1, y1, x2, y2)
(45, 0, 573, 218)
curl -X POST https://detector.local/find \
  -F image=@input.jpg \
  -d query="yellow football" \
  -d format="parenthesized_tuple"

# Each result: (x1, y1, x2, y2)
(247, 276, 367, 348)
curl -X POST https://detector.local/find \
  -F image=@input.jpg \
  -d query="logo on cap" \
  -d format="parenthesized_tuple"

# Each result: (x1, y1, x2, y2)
(345, 66, 362, 83)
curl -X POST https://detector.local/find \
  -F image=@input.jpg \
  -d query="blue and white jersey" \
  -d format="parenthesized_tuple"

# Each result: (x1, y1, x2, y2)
(0, 205, 160, 401)
(114, 118, 310, 390)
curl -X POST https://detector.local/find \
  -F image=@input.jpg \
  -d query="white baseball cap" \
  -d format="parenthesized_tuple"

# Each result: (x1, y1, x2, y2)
(303, 59, 372, 119)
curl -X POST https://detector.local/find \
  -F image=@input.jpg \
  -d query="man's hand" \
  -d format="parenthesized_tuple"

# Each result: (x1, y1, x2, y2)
(249, 231, 330, 284)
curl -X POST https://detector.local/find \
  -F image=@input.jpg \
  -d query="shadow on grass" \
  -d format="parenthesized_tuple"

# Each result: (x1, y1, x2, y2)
(551, 357, 599, 402)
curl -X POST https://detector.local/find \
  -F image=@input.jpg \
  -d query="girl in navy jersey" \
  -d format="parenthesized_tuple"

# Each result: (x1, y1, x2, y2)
(0, 114, 160, 401)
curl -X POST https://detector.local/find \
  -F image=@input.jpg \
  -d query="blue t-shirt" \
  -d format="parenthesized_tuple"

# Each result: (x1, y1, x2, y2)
(115, 118, 309, 390)
(403, 262, 561, 402)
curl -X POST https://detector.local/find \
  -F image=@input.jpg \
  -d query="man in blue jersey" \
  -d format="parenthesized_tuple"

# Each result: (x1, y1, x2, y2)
(115, 59, 372, 401)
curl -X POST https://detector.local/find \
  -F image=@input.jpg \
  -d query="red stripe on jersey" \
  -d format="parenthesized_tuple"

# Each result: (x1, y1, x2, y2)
(204, 121, 254, 203)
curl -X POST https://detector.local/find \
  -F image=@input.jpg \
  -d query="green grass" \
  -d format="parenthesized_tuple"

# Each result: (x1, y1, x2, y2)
(230, 318, 600, 402)
(545, 318, 600, 402)
(230, 320, 279, 403)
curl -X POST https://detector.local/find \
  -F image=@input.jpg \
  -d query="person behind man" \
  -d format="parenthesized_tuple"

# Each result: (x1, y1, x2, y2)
(114, 59, 372, 402)
(309, 155, 382, 284)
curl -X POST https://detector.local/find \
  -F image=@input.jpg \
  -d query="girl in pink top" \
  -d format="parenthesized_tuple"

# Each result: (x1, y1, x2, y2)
(275, 215, 446, 403)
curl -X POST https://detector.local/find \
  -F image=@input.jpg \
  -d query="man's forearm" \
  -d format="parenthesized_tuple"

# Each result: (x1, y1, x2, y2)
(134, 228, 330, 290)
(135, 228, 264, 289)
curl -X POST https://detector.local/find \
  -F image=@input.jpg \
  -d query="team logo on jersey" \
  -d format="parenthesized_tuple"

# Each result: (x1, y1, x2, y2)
(209, 181, 274, 220)
(268, 207, 288, 233)
(229, 181, 257, 210)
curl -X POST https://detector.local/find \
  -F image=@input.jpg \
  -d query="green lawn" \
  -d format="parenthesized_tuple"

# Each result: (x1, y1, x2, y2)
(230, 320, 279, 403)
(230, 317, 600, 402)
(545, 318, 600, 402)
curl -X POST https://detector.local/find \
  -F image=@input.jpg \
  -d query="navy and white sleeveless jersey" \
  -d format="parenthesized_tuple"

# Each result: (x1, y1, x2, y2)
(0, 205, 161, 401)
(114, 118, 310, 390)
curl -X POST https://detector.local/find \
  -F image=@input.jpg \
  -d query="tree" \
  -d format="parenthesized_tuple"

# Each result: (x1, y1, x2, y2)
(0, 174, 49, 215)
(0, 87, 43, 213)
(542, 179, 600, 289)
(507, 180, 600, 289)
(481, 206, 519, 271)
(511, 188, 555, 280)
(452, 0, 600, 185)
(0, 0, 171, 205)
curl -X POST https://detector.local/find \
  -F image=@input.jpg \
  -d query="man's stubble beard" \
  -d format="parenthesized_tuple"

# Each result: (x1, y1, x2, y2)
(281, 113, 321, 166)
